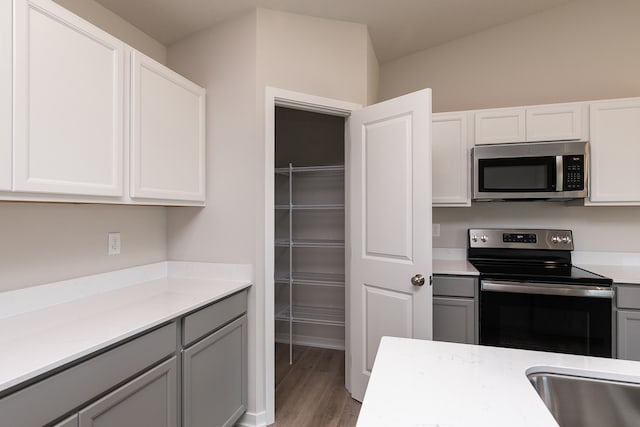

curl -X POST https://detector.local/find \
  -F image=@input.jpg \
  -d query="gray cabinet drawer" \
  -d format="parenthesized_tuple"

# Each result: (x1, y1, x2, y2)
(78, 357, 177, 427)
(617, 285, 640, 310)
(433, 275, 476, 298)
(183, 290, 247, 346)
(0, 323, 177, 427)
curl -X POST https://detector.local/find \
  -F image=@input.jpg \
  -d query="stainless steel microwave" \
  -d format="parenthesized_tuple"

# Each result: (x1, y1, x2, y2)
(472, 141, 589, 201)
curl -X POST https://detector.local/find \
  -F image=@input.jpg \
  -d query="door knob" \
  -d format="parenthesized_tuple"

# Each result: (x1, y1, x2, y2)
(411, 274, 425, 287)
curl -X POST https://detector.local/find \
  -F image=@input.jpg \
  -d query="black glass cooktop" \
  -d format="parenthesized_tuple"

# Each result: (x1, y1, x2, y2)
(470, 260, 612, 286)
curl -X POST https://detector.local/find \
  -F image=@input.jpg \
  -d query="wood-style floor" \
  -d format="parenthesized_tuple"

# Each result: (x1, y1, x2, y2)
(271, 343, 361, 427)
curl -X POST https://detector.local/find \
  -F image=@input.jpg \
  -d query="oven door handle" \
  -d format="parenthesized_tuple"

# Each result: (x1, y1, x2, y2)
(481, 280, 614, 299)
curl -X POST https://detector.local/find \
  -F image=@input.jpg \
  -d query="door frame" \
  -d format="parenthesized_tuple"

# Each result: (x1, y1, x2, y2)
(264, 87, 361, 424)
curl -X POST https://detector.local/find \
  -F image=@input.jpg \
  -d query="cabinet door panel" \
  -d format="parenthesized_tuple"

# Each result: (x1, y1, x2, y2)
(432, 113, 471, 206)
(78, 357, 177, 427)
(183, 316, 247, 427)
(526, 103, 587, 142)
(588, 99, 640, 204)
(0, 0, 11, 190)
(13, 0, 124, 196)
(617, 310, 640, 361)
(130, 51, 205, 202)
(54, 414, 78, 427)
(475, 109, 525, 145)
(433, 297, 475, 344)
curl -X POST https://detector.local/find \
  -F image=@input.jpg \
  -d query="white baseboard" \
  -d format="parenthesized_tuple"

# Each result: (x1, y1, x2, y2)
(236, 410, 269, 427)
(276, 333, 345, 350)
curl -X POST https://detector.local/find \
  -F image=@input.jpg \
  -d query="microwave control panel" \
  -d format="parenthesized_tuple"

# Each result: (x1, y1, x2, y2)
(563, 155, 584, 191)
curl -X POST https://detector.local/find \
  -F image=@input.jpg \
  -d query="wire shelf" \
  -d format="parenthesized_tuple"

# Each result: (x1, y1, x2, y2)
(275, 203, 344, 210)
(275, 272, 345, 287)
(275, 164, 344, 175)
(275, 304, 345, 327)
(274, 238, 345, 248)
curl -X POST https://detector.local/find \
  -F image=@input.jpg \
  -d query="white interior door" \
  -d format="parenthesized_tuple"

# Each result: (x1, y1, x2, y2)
(348, 88, 433, 401)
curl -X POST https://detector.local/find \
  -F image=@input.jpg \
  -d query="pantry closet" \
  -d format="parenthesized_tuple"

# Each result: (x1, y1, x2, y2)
(274, 106, 346, 364)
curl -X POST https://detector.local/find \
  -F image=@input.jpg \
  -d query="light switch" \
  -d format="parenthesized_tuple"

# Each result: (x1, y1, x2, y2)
(432, 223, 441, 237)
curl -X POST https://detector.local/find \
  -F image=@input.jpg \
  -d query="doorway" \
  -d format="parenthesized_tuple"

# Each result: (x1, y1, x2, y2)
(264, 88, 360, 425)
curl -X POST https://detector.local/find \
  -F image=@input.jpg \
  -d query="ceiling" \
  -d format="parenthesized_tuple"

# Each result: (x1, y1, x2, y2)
(94, 0, 574, 62)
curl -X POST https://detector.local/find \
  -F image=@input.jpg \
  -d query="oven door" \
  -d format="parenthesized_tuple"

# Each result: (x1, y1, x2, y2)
(480, 280, 613, 357)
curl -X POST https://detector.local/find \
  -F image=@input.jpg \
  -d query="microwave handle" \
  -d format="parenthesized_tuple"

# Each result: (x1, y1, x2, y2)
(556, 155, 563, 192)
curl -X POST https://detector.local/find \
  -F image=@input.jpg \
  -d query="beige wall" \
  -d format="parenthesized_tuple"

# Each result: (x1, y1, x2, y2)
(366, 32, 380, 105)
(379, 0, 640, 112)
(256, 8, 371, 106)
(166, 10, 260, 419)
(0, 0, 169, 292)
(379, 0, 640, 253)
(433, 203, 640, 252)
(0, 203, 166, 291)
(166, 9, 374, 421)
(54, 0, 167, 63)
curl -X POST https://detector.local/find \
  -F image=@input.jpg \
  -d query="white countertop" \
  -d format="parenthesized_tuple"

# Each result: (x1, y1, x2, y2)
(576, 264, 640, 285)
(358, 337, 640, 427)
(0, 262, 252, 393)
(433, 259, 478, 276)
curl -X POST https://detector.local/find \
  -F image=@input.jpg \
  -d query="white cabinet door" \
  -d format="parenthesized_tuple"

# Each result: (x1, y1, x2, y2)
(130, 51, 205, 203)
(526, 103, 588, 142)
(13, 0, 124, 196)
(432, 112, 471, 206)
(0, 0, 11, 191)
(475, 108, 525, 145)
(588, 98, 640, 205)
(348, 88, 432, 401)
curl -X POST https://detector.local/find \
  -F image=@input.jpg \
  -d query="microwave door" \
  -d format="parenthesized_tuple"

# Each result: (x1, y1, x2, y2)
(478, 156, 556, 194)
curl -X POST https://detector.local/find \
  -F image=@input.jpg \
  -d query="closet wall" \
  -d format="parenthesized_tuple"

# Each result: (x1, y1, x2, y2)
(274, 107, 346, 357)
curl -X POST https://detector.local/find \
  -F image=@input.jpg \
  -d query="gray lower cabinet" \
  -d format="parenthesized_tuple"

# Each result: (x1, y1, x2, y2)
(433, 297, 475, 344)
(54, 414, 79, 427)
(182, 315, 248, 427)
(0, 289, 249, 427)
(616, 284, 640, 361)
(433, 275, 478, 344)
(0, 323, 177, 427)
(617, 310, 640, 361)
(78, 357, 177, 427)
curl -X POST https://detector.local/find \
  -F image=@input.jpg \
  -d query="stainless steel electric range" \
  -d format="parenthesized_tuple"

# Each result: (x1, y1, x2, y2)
(468, 228, 614, 358)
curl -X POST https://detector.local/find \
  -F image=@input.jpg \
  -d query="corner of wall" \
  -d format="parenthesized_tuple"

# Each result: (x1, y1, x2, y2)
(366, 29, 380, 105)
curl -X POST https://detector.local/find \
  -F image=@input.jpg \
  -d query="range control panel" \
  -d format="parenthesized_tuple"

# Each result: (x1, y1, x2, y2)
(469, 229, 574, 250)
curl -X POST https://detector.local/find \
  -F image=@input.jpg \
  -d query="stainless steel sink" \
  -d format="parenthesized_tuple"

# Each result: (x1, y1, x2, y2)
(528, 371, 640, 427)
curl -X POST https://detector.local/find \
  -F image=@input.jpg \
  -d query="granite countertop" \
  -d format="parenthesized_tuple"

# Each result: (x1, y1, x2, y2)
(0, 262, 252, 393)
(357, 337, 640, 427)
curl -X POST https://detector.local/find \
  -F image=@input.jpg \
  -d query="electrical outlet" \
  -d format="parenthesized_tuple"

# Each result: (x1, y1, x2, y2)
(108, 232, 121, 255)
(432, 223, 441, 237)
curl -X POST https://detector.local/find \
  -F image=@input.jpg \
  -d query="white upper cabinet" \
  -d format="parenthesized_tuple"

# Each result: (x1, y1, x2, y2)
(0, 0, 11, 191)
(475, 108, 525, 145)
(13, 0, 124, 196)
(587, 98, 640, 205)
(526, 103, 588, 142)
(475, 103, 588, 145)
(130, 51, 206, 203)
(432, 112, 472, 206)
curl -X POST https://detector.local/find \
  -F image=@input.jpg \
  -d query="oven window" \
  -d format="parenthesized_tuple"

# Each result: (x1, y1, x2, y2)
(480, 291, 612, 357)
(479, 156, 555, 192)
